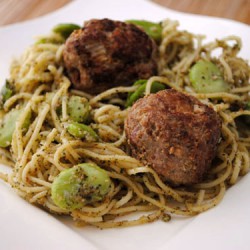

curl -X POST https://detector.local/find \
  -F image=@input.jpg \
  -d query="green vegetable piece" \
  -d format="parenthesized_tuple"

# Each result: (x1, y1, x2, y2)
(126, 82, 146, 107)
(126, 20, 162, 42)
(53, 23, 81, 39)
(126, 79, 145, 104)
(133, 79, 147, 87)
(67, 96, 90, 123)
(67, 122, 98, 140)
(36, 38, 49, 44)
(1, 80, 13, 105)
(35, 37, 63, 45)
(189, 60, 229, 93)
(126, 79, 166, 107)
(51, 163, 111, 210)
(149, 81, 166, 93)
(0, 108, 31, 148)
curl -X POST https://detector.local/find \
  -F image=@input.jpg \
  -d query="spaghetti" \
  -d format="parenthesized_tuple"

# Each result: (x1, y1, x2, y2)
(0, 19, 250, 228)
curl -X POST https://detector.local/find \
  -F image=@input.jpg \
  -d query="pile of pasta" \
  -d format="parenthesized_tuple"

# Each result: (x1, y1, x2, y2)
(0, 19, 250, 228)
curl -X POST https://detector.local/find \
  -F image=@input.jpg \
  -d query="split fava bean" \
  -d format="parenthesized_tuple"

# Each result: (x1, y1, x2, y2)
(51, 163, 111, 210)
(67, 96, 90, 123)
(0, 108, 31, 148)
(67, 122, 98, 141)
(189, 60, 229, 93)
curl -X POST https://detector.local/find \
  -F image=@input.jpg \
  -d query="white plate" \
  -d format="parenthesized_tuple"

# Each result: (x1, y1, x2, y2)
(0, 1, 250, 249)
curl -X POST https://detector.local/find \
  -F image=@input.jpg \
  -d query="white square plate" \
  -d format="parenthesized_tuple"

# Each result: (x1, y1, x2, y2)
(0, 1, 249, 249)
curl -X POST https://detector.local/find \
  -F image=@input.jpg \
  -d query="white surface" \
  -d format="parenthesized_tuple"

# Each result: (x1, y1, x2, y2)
(0, 0, 250, 249)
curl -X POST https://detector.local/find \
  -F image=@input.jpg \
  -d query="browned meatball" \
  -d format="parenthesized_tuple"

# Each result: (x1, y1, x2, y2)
(63, 18, 158, 94)
(125, 89, 221, 185)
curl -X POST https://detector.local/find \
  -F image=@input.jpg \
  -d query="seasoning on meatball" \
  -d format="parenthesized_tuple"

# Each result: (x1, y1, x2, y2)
(63, 18, 158, 94)
(125, 89, 221, 186)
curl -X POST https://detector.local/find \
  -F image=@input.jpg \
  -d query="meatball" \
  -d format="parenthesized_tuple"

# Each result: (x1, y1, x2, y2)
(63, 18, 158, 94)
(125, 89, 221, 185)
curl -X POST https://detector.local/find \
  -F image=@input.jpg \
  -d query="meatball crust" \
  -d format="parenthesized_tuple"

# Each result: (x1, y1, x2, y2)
(63, 18, 158, 94)
(125, 89, 221, 185)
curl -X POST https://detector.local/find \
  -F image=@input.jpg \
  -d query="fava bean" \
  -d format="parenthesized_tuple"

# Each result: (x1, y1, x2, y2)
(189, 60, 229, 93)
(35, 37, 64, 45)
(0, 80, 13, 106)
(0, 108, 31, 147)
(53, 23, 81, 39)
(51, 163, 111, 210)
(67, 122, 98, 141)
(126, 20, 162, 42)
(67, 96, 90, 123)
(126, 79, 166, 107)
